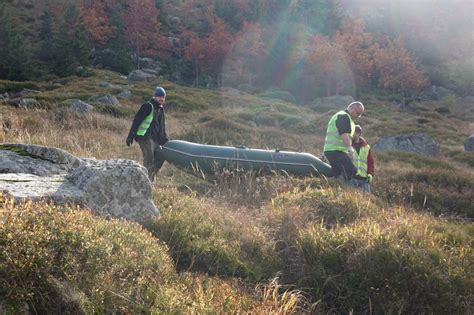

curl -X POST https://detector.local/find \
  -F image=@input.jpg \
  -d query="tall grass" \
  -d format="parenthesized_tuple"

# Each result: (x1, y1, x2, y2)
(264, 187, 473, 313)
(144, 188, 281, 281)
(0, 197, 174, 313)
(0, 196, 306, 313)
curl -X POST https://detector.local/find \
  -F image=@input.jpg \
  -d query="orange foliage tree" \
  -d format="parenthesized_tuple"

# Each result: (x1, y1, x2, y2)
(81, 0, 116, 47)
(335, 19, 378, 88)
(305, 34, 351, 96)
(226, 21, 265, 86)
(374, 38, 428, 100)
(185, 17, 235, 87)
(122, 0, 165, 67)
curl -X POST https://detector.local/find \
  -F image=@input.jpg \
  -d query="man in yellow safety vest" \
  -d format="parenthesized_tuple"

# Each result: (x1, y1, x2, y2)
(323, 101, 364, 183)
(126, 86, 169, 181)
(350, 125, 374, 192)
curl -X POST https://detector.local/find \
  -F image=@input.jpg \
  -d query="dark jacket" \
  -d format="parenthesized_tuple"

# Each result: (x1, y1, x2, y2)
(335, 110, 352, 135)
(128, 98, 168, 145)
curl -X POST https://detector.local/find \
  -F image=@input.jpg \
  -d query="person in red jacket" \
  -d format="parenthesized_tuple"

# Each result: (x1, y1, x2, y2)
(350, 125, 374, 192)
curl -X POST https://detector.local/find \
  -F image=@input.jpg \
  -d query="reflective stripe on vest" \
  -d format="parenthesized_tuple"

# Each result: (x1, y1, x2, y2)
(136, 102, 154, 136)
(354, 144, 370, 177)
(323, 110, 355, 152)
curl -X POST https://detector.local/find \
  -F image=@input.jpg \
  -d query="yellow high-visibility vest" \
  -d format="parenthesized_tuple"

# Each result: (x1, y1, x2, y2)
(354, 144, 370, 177)
(136, 102, 154, 136)
(323, 110, 355, 152)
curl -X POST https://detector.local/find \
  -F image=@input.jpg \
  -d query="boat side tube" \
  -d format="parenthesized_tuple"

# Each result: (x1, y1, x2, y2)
(162, 140, 333, 177)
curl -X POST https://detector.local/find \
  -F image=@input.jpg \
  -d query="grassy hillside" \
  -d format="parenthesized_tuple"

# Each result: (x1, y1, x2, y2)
(1, 70, 473, 313)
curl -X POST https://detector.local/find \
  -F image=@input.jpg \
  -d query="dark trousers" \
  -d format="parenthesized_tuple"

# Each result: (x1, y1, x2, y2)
(324, 151, 357, 182)
(137, 138, 165, 181)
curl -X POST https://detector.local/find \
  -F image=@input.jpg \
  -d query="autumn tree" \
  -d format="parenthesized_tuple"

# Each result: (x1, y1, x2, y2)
(185, 17, 235, 87)
(374, 38, 428, 103)
(82, 0, 116, 47)
(305, 34, 352, 97)
(334, 19, 378, 89)
(225, 21, 265, 87)
(122, 0, 165, 68)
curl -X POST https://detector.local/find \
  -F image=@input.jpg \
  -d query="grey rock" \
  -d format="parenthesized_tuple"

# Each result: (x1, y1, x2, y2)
(309, 95, 355, 111)
(167, 16, 181, 27)
(127, 69, 156, 82)
(68, 159, 158, 220)
(373, 134, 441, 156)
(0, 143, 83, 175)
(139, 57, 159, 69)
(142, 68, 159, 75)
(90, 94, 120, 106)
(464, 135, 474, 152)
(18, 98, 42, 109)
(63, 99, 95, 114)
(18, 88, 42, 96)
(0, 144, 159, 221)
(117, 91, 132, 99)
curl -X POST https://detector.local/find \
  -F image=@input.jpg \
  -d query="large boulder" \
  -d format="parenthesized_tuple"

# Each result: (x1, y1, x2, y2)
(465, 135, 474, 152)
(63, 99, 95, 114)
(0, 144, 159, 221)
(89, 94, 120, 106)
(373, 134, 441, 156)
(127, 69, 156, 82)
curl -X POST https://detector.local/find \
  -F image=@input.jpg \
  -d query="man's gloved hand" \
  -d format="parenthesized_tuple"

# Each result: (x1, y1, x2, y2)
(126, 134, 134, 146)
(347, 146, 355, 160)
(367, 174, 373, 184)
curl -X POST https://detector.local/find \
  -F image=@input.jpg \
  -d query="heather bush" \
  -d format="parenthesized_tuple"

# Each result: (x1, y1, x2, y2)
(0, 198, 174, 313)
(264, 187, 473, 314)
(145, 188, 280, 281)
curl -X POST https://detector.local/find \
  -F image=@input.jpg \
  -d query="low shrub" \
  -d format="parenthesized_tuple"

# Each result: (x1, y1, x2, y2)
(376, 169, 474, 218)
(376, 150, 454, 170)
(145, 189, 280, 281)
(263, 188, 472, 314)
(448, 150, 474, 168)
(0, 198, 174, 313)
(297, 217, 472, 313)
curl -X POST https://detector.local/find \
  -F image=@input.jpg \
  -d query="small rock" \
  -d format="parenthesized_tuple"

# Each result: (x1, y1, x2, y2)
(373, 134, 441, 156)
(464, 135, 474, 152)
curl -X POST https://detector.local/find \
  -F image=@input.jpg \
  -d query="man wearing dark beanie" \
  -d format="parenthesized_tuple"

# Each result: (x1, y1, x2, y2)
(126, 86, 169, 181)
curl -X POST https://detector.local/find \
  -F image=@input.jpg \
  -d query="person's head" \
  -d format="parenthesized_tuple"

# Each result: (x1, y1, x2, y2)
(153, 86, 166, 105)
(353, 124, 362, 141)
(347, 101, 364, 119)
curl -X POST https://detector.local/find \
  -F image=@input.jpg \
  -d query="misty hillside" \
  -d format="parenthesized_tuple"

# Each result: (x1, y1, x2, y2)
(1, 0, 473, 102)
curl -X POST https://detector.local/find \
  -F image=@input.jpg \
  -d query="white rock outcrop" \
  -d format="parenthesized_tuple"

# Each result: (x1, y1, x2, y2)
(0, 144, 158, 221)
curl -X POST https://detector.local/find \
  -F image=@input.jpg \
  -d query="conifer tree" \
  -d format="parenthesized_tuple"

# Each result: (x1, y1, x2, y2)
(0, 9, 32, 80)
(51, 2, 90, 76)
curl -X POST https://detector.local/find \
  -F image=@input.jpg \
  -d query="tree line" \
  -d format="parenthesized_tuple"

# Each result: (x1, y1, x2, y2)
(0, 0, 471, 102)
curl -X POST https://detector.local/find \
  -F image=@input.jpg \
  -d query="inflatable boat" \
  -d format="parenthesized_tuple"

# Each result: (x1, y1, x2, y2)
(162, 140, 333, 177)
